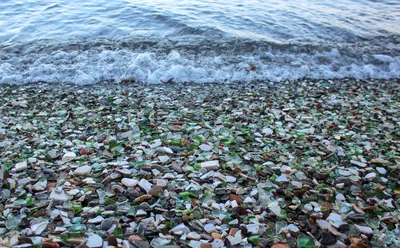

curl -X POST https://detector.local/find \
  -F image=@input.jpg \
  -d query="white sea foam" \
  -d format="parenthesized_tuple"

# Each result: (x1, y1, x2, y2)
(1, 47, 399, 85)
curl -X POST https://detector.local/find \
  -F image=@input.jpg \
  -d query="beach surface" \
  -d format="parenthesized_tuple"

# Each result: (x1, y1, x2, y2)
(0, 79, 399, 247)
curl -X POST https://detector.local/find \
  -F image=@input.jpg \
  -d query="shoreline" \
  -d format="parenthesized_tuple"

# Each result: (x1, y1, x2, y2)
(0, 78, 399, 247)
(2, 77, 400, 88)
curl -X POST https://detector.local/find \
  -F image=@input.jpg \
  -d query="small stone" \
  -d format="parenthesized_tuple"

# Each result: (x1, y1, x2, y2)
(268, 202, 282, 216)
(327, 213, 345, 227)
(138, 179, 152, 193)
(134, 194, 152, 203)
(276, 174, 288, 183)
(229, 194, 243, 204)
(246, 224, 259, 234)
(62, 152, 76, 162)
(225, 176, 236, 182)
(148, 186, 164, 196)
(347, 214, 365, 222)
(136, 209, 147, 216)
(201, 161, 220, 170)
(365, 172, 376, 179)
(48, 149, 59, 159)
(336, 193, 345, 201)
(187, 232, 201, 240)
(41, 241, 61, 248)
(73, 165, 92, 176)
(295, 171, 307, 180)
(316, 219, 331, 229)
(121, 178, 139, 187)
(227, 230, 242, 245)
(120, 131, 132, 138)
(162, 173, 175, 179)
(335, 177, 351, 186)
(15, 161, 27, 172)
(88, 216, 104, 224)
(280, 165, 292, 173)
(107, 236, 118, 246)
(371, 158, 389, 164)
(320, 232, 337, 245)
(338, 169, 351, 176)
(32, 180, 47, 191)
(156, 147, 174, 154)
(355, 225, 373, 234)
(49, 189, 70, 202)
(31, 221, 49, 235)
(158, 156, 170, 163)
(28, 157, 37, 163)
(326, 241, 346, 248)
(86, 235, 103, 248)
(122, 240, 131, 248)
(11, 99, 28, 108)
(129, 236, 150, 248)
(291, 181, 302, 188)
(43, 169, 55, 174)
(170, 223, 190, 234)
(262, 128, 273, 135)
(335, 183, 345, 189)
(350, 160, 366, 167)
(149, 139, 162, 149)
(80, 148, 88, 155)
(204, 224, 216, 233)
(200, 244, 212, 248)
(211, 233, 223, 240)
(304, 203, 313, 212)
(101, 219, 113, 231)
(199, 144, 213, 151)
(376, 167, 387, 175)
(188, 240, 201, 248)
(171, 163, 183, 173)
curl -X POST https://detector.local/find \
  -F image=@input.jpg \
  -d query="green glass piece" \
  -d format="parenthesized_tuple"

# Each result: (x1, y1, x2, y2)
(109, 140, 119, 149)
(63, 200, 72, 209)
(92, 163, 103, 170)
(60, 233, 70, 241)
(26, 194, 34, 207)
(5, 214, 18, 230)
(113, 227, 123, 239)
(104, 197, 116, 206)
(175, 199, 184, 207)
(366, 217, 380, 229)
(72, 204, 83, 212)
(192, 208, 203, 219)
(249, 236, 259, 243)
(297, 236, 315, 248)
(182, 209, 192, 215)
(169, 139, 182, 147)
(383, 231, 395, 244)
(71, 224, 87, 232)
(179, 192, 191, 198)
(71, 217, 84, 224)
(14, 199, 27, 205)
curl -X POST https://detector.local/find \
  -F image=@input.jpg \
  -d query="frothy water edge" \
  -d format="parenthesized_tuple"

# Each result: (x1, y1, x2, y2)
(1, 37, 400, 85)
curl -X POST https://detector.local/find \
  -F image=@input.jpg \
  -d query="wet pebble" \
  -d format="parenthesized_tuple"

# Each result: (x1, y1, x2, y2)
(100, 219, 113, 231)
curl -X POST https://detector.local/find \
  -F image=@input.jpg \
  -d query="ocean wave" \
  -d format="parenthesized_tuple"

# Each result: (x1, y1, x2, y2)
(0, 38, 399, 85)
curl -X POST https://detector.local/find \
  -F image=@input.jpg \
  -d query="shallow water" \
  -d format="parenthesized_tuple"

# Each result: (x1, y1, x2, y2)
(1, 0, 399, 84)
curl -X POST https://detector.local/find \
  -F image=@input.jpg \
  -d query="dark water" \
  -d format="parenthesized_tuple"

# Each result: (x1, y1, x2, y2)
(1, 0, 399, 84)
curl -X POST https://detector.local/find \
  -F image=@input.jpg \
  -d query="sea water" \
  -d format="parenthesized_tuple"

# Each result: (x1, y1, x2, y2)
(0, 0, 399, 84)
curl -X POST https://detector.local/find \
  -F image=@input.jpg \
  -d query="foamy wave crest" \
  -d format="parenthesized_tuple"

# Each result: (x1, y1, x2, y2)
(1, 39, 399, 84)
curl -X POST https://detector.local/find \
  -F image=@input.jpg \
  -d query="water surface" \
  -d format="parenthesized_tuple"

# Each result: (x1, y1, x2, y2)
(1, 0, 399, 84)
